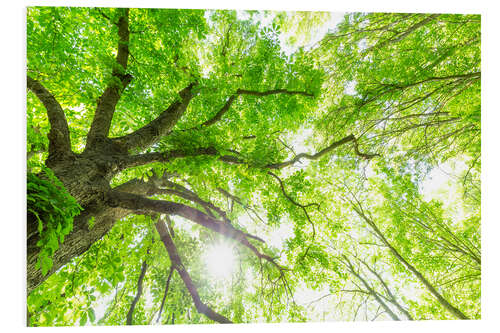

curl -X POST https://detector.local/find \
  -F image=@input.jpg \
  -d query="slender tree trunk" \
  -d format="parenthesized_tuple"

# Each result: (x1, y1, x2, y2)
(126, 259, 148, 325)
(353, 207, 469, 320)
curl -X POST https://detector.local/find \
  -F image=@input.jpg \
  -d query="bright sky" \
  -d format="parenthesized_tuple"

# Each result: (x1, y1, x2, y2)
(236, 10, 345, 57)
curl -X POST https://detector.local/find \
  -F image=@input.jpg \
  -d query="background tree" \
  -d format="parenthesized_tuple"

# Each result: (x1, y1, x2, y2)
(26, 7, 480, 325)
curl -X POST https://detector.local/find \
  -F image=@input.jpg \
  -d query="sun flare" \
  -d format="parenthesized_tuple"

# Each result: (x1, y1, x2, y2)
(204, 243, 237, 280)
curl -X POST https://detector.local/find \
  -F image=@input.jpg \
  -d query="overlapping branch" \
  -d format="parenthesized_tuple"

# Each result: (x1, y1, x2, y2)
(346, 197, 469, 320)
(116, 147, 218, 171)
(27, 76, 72, 160)
(355, 257, 414, 320)
(118, 133, 378, 172)
(155, 179, 267, 243)
(268, 171, 317, 261)
(106, 190, 282, 271)
(217, 187, 268, 225)
(364, 14, 440, 53)
(112, 174, 267, 244)
(340, 255, 402, 321)
(86, 8, 132, 149)
(155, 220, 232, 324)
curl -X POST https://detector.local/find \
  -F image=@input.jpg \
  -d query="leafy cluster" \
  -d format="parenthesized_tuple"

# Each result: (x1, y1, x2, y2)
(27, 167, 82, 275)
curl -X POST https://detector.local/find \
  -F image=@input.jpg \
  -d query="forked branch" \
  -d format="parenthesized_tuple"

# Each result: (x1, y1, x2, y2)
(189, 88, 313, 129)
(265, 134, 379, 169)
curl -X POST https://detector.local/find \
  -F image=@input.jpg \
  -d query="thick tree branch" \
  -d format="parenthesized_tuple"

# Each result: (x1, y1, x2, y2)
(112, 83, 195, 152)
(113, 174, 267, 244)
(27, 76, 72, 160)
(117, 133, 377, 175)
(188, 88, 313, 129)
(117, 147, 218, 170)
(106, 191, 281, 270)
(86, 8, 132, 149)
(153, 178, 267, 243)
(155, 220, 232, 324)
(126, 258, 148, 325)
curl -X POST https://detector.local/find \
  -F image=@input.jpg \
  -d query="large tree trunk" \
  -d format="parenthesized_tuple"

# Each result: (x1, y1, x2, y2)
(27, 205, 129, 294)
(27, 145, 135, 294)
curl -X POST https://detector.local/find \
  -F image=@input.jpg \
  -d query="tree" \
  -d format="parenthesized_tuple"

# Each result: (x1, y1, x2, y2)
(26, 7, 480, 325)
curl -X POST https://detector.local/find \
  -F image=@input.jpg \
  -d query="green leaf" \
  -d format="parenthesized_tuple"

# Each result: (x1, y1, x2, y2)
(88, 308, 96, 323)
(79, 312, 88, 326)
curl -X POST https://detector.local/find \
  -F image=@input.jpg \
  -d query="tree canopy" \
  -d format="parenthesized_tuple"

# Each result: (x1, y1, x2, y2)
(26, 7, 480, 326)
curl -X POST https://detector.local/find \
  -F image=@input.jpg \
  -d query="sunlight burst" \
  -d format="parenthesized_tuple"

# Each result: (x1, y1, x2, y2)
(204, 243, 237, 280)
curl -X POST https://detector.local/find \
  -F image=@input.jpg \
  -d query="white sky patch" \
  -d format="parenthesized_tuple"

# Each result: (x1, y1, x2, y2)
(294, 284, 336, 321)
(267, 221, 294, 250)
(170, 215, 195, 234)
(237, 211, 255, 230)
(290, 127, 314, 154)
(279, 12, 345, 56)
(93, 283, 120, 323)
(364, 163, 377, 178)
(358, 38, 368, 52)
(421, 167, 450, 202)
(420, 158, 474, 228)
(236, 10, 251, 21)
(420, 159, 467, 201)
(237, 10, 345, 57)
(295, 283, 329, 304)
(254, 11, 277, 28)
(344, 80, 357, 95)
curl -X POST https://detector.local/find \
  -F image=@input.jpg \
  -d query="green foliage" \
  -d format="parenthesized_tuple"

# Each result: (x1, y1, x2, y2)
(27, 7, 480, 326)
(27, 167, 82, 275)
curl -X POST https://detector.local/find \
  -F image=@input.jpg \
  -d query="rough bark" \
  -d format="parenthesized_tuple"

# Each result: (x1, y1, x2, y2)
(112, 83, 195, 152)
(27, 156, 155, 294)
(86, 8, 131, 150)
(27, 76, 72, 164)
